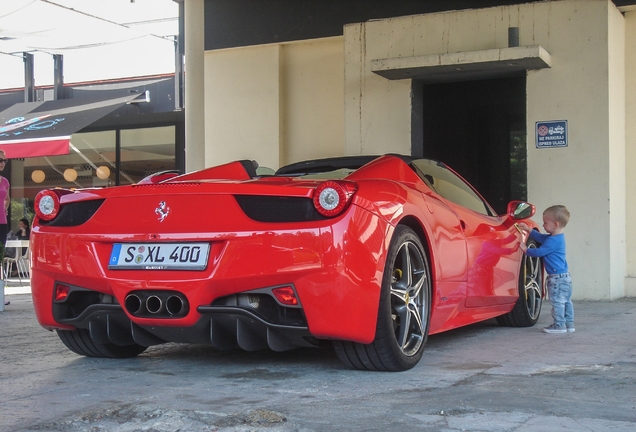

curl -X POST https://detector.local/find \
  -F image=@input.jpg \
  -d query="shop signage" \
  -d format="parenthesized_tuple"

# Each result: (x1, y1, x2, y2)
(536, 120, 567, 148)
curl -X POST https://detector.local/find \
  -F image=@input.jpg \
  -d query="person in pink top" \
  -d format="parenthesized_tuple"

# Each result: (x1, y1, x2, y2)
(0, 150, 10, 305)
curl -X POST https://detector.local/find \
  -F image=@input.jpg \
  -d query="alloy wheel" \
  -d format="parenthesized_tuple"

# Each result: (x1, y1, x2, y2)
(389, 240, 429, 357)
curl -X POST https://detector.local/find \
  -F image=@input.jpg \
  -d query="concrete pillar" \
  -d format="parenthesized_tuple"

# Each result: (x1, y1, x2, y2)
(23, 53, 35, 103)
(624, 10, 636, 297)
(53, 54, 64, 100)
(184, 0, 206, 172)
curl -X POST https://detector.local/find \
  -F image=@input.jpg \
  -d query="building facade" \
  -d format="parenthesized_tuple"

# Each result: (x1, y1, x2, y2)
(184, 0, 636, 300)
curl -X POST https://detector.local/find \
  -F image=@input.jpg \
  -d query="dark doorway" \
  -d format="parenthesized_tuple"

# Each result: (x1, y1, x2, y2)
(417, 77, 526, 214)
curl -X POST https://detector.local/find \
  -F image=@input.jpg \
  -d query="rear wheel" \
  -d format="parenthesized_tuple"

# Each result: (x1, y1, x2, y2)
(334, 226, 431, 371)
(496, 239, 543, 327)
(57, 328, 147, 358)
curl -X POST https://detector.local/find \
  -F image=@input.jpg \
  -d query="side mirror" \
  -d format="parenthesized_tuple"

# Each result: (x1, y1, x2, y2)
(507, 201, 535, 220)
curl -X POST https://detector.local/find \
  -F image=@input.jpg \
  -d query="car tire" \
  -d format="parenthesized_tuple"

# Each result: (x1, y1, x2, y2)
(57, 328, 148, 358)
(334, 225, 431, 371)
(496, 239, 543, 327)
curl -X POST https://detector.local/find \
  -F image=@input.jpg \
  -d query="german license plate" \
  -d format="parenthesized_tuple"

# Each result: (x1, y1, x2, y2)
(108, 243, 210, 270)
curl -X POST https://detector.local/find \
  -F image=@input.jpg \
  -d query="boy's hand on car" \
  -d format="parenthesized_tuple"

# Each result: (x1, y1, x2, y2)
(517, 222, 531, 232)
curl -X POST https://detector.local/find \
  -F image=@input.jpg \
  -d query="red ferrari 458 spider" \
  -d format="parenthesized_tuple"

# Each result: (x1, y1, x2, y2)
(30, 154, 543, 371)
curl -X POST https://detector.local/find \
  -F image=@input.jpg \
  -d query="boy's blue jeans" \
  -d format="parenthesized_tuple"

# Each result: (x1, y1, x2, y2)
(547, 273, 574, 327)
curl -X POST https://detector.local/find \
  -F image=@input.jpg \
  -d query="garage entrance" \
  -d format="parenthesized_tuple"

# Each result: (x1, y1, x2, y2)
(416, 77, 526, 214)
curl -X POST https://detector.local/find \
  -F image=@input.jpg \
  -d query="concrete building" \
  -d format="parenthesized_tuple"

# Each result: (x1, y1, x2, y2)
(183, 0, 636, 300)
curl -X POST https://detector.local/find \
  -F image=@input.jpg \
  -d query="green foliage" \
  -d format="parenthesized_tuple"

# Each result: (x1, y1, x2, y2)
(10, 199, 34, 229)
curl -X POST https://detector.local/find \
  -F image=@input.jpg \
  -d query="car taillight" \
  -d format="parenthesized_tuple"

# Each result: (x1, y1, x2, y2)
(312, 180, 357, 217)
(34, 190, 61, 221)
(54, 283, 71, 302)
(271, 286, 299, 306)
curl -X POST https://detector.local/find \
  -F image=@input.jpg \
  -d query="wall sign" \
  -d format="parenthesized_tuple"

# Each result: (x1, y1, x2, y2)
(536, 120, 567, 148)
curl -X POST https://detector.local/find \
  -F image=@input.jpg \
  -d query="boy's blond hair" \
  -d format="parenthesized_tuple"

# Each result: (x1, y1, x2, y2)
(544, 205, 570, 228)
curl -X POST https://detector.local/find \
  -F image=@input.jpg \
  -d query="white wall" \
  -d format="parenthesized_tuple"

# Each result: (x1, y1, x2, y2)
(204, 44, 282, 170)
(343, 0, 628, 299)
(199, 0, 632, 300)
(204, 38, 344, 170)
(343, 22, 412, 156)
(624, 10, 636, 296)
(525, 1, 624, 300)
(608, 5, 626, 299)
(281, 39, 344, 165)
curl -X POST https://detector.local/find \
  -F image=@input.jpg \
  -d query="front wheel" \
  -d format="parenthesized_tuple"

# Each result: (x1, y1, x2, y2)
(496, 239, 543, 327)
(57, 328, 148, 358)
(334, 225, 431, 371)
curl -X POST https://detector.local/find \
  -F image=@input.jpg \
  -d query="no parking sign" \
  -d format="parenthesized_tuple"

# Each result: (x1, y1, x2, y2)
(536, 120, 567, 148)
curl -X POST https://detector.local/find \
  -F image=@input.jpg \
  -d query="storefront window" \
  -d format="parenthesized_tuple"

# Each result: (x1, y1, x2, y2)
(120, 126, 176, 186)
(9, 125, 176, 233)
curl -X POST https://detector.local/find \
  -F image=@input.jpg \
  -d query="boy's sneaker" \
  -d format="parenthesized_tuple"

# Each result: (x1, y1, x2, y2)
(542, 324, 567, 334)
(566, 323, 575, 333)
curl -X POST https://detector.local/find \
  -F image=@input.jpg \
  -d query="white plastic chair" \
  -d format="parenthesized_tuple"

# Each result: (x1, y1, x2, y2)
(3, 240, 30, 286)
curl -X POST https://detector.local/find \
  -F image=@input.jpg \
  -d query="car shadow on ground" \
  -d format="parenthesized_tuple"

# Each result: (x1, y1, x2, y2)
(51, 317, 514, 374)
(132, 320, 503, 369)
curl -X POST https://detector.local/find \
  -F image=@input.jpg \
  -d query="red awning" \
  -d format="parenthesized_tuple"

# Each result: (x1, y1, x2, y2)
(0, 94, 142, 158)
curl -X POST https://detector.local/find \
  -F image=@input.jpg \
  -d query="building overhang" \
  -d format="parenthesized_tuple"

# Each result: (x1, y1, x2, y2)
(617, 4, 636, 12)
(371, 45, 551, 83)
(0, 93, 145, 158)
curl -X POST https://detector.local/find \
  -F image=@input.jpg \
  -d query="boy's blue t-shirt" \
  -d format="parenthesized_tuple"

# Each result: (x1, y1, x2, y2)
(524, 231, 568, 275)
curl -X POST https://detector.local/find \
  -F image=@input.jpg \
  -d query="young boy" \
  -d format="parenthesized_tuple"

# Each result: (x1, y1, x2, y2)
(518, 205, 574, 334)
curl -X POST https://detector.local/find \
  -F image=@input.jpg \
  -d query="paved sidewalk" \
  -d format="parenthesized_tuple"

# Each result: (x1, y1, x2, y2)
(4, 284, 31, 295)
(0, 282, 30, 310)
(1, 293, 635, 431)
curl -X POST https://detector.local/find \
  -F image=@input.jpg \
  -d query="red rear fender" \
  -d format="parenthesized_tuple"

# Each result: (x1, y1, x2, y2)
(347, 155, 422, 184)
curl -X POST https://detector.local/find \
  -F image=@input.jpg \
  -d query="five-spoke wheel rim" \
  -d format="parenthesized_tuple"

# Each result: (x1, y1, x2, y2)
(390, 240, 429, 357)
(523, 244, 542, 320)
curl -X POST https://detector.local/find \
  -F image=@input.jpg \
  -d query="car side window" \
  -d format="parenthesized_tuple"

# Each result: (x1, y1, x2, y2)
(411, 159, 493, 216)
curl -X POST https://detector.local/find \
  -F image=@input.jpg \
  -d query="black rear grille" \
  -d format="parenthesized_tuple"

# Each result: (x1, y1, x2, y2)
(52, 284, 117, 322)
(211, 293, 307, 326)
(234, 195, 325, 222)
(40, 199, 105, 227)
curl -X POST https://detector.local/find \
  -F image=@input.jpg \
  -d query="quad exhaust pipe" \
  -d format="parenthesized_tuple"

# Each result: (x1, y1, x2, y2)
(165, 295, 186, 316)
(124, 291, 189, 318)
(146, 295, 163, 314)
(125, 294, 143, 315)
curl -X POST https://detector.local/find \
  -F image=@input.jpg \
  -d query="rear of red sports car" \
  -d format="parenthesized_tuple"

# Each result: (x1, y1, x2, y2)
(30, 154, 542, 371)
(30, 157, 404, 359)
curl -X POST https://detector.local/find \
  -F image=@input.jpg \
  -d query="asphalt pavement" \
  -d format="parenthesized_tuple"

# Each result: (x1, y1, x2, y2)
(1, 288, 635, 431)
